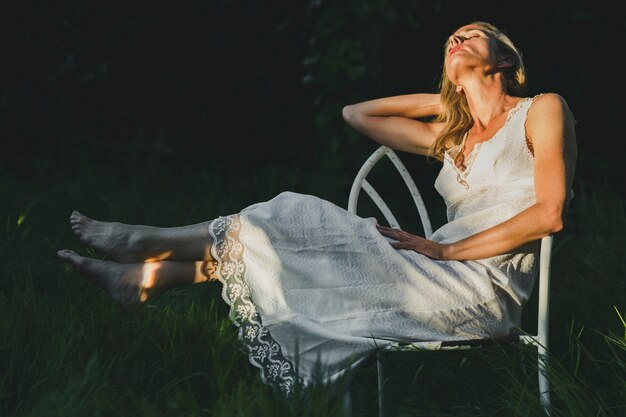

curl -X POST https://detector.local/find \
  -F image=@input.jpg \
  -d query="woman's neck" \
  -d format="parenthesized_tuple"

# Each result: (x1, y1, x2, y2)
(462, 83, 520, 134)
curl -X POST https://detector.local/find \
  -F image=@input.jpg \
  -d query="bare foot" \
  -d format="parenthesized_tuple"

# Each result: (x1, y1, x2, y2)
(57, 249, 149, 308)
(70, 211, 151, 263)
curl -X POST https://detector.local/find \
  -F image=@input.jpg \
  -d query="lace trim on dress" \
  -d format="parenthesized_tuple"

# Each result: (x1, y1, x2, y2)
(207, 214, 303, 397)
(522, 93, 546, 158)
(444, 96, 533, 189)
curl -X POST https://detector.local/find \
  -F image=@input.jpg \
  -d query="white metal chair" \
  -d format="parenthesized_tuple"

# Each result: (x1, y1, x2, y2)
(342, 145, 568, 417)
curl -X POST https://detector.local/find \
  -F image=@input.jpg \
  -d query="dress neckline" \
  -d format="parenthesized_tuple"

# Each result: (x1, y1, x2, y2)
(444, 96, 532, 177)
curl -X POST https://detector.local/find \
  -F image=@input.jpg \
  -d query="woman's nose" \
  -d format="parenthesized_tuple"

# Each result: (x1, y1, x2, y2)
(449, 34, 463, 46)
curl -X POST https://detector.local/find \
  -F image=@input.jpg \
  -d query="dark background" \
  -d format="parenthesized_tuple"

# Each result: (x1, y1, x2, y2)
(1, 0, 622, 197)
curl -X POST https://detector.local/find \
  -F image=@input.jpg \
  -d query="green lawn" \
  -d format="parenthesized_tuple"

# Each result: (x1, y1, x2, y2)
(1, 154, 624, 417)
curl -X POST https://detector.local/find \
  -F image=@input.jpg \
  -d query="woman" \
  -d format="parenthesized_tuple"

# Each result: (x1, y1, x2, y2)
(57, 21, 577, 396)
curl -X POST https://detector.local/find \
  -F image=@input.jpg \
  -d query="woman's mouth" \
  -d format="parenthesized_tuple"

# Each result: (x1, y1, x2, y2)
(449, 45, 462, 55)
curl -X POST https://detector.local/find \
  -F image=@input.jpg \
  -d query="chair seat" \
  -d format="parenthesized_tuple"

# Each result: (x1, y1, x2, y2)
(374, 333, 526, 352)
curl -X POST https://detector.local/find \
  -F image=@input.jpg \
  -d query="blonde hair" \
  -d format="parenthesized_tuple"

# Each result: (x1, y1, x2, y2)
(428, 21, 527, 163)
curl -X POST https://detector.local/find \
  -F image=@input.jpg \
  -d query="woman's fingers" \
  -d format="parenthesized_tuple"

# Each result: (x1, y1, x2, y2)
(376, 224, 444, 259)
(377, 226, 415, 240)
(377, 228, 400, 238)
(376, 225, 403, 234)
(391, 241, 414, 250)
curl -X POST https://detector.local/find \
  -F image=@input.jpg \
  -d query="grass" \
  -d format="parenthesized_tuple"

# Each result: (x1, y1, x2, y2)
(0, 150, 624, 416)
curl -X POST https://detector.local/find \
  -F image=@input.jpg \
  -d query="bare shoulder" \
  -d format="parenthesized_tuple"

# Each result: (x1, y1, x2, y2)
(527, 93, 576, 126)
(526, 93, 576, 141)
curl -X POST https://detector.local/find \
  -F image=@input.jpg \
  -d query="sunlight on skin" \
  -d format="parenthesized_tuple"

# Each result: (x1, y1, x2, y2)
(138, 260, 213, 302)
(139, 262, 162, 302)
(144, 250, 173, 262)
(195, 261, 212, 283)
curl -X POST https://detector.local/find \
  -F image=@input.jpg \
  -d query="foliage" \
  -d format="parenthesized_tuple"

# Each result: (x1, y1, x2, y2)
(301, 0, 421, 176)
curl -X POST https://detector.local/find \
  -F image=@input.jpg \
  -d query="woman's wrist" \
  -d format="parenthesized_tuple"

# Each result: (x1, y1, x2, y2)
(442, 242, 456, 260)
(347, 93, 441, 119)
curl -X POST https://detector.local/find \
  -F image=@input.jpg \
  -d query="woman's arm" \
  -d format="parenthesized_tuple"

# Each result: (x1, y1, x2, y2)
(342, 93, 445, 156)
(377, 93, 577, 261)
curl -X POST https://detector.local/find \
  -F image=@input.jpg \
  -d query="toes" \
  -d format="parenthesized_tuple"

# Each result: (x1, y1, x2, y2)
(71, 211, 87, 222)
(57, 248, 78, 258)
(71, 210, 93, 224)
(57, 248, 72, 259)
(58, 251, 107, 289)
(57, 249, 83, 269)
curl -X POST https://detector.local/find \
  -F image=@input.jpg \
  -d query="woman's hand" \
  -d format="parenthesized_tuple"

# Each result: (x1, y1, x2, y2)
(376, 224, 450, 260)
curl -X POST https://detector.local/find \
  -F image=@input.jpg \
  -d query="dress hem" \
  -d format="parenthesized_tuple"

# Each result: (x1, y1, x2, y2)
(207, 214, 304, 397)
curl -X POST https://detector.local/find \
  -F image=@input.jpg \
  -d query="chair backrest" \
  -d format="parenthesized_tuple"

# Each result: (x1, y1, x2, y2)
(348, 146, 433, 237)
(348, 145, 573, 348)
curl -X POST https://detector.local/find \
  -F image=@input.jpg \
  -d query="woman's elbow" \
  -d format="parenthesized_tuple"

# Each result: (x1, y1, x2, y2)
(548, 210, 565, 234)
(536, 201, 565, 234)
(342, 104, 365, 128)
(551, 218, 564, 234)
(342, 104, 356, 123)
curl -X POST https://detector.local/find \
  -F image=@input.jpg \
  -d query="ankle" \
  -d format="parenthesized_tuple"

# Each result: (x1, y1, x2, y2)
(125, 225, 149, 255)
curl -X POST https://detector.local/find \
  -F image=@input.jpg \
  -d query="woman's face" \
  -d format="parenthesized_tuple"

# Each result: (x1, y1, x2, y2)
(444, 24, 498, 85)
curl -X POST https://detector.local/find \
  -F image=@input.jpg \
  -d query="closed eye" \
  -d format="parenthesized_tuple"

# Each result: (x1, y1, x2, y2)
(446, 32, 484, 52)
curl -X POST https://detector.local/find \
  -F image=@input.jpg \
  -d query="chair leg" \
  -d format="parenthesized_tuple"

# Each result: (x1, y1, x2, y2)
(342, 386, 352, 417)
(377, 351, 385, 417)
(517, 345, 528, 378)
(537, 346, 551, 416)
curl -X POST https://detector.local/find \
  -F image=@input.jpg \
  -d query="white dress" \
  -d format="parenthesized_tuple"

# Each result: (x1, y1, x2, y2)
(207, 94, 567, 396)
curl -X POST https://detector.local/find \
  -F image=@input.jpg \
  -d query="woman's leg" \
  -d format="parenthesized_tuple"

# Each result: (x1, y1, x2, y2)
(57, 249, 218, 308)
(69, 211, 218, 263)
